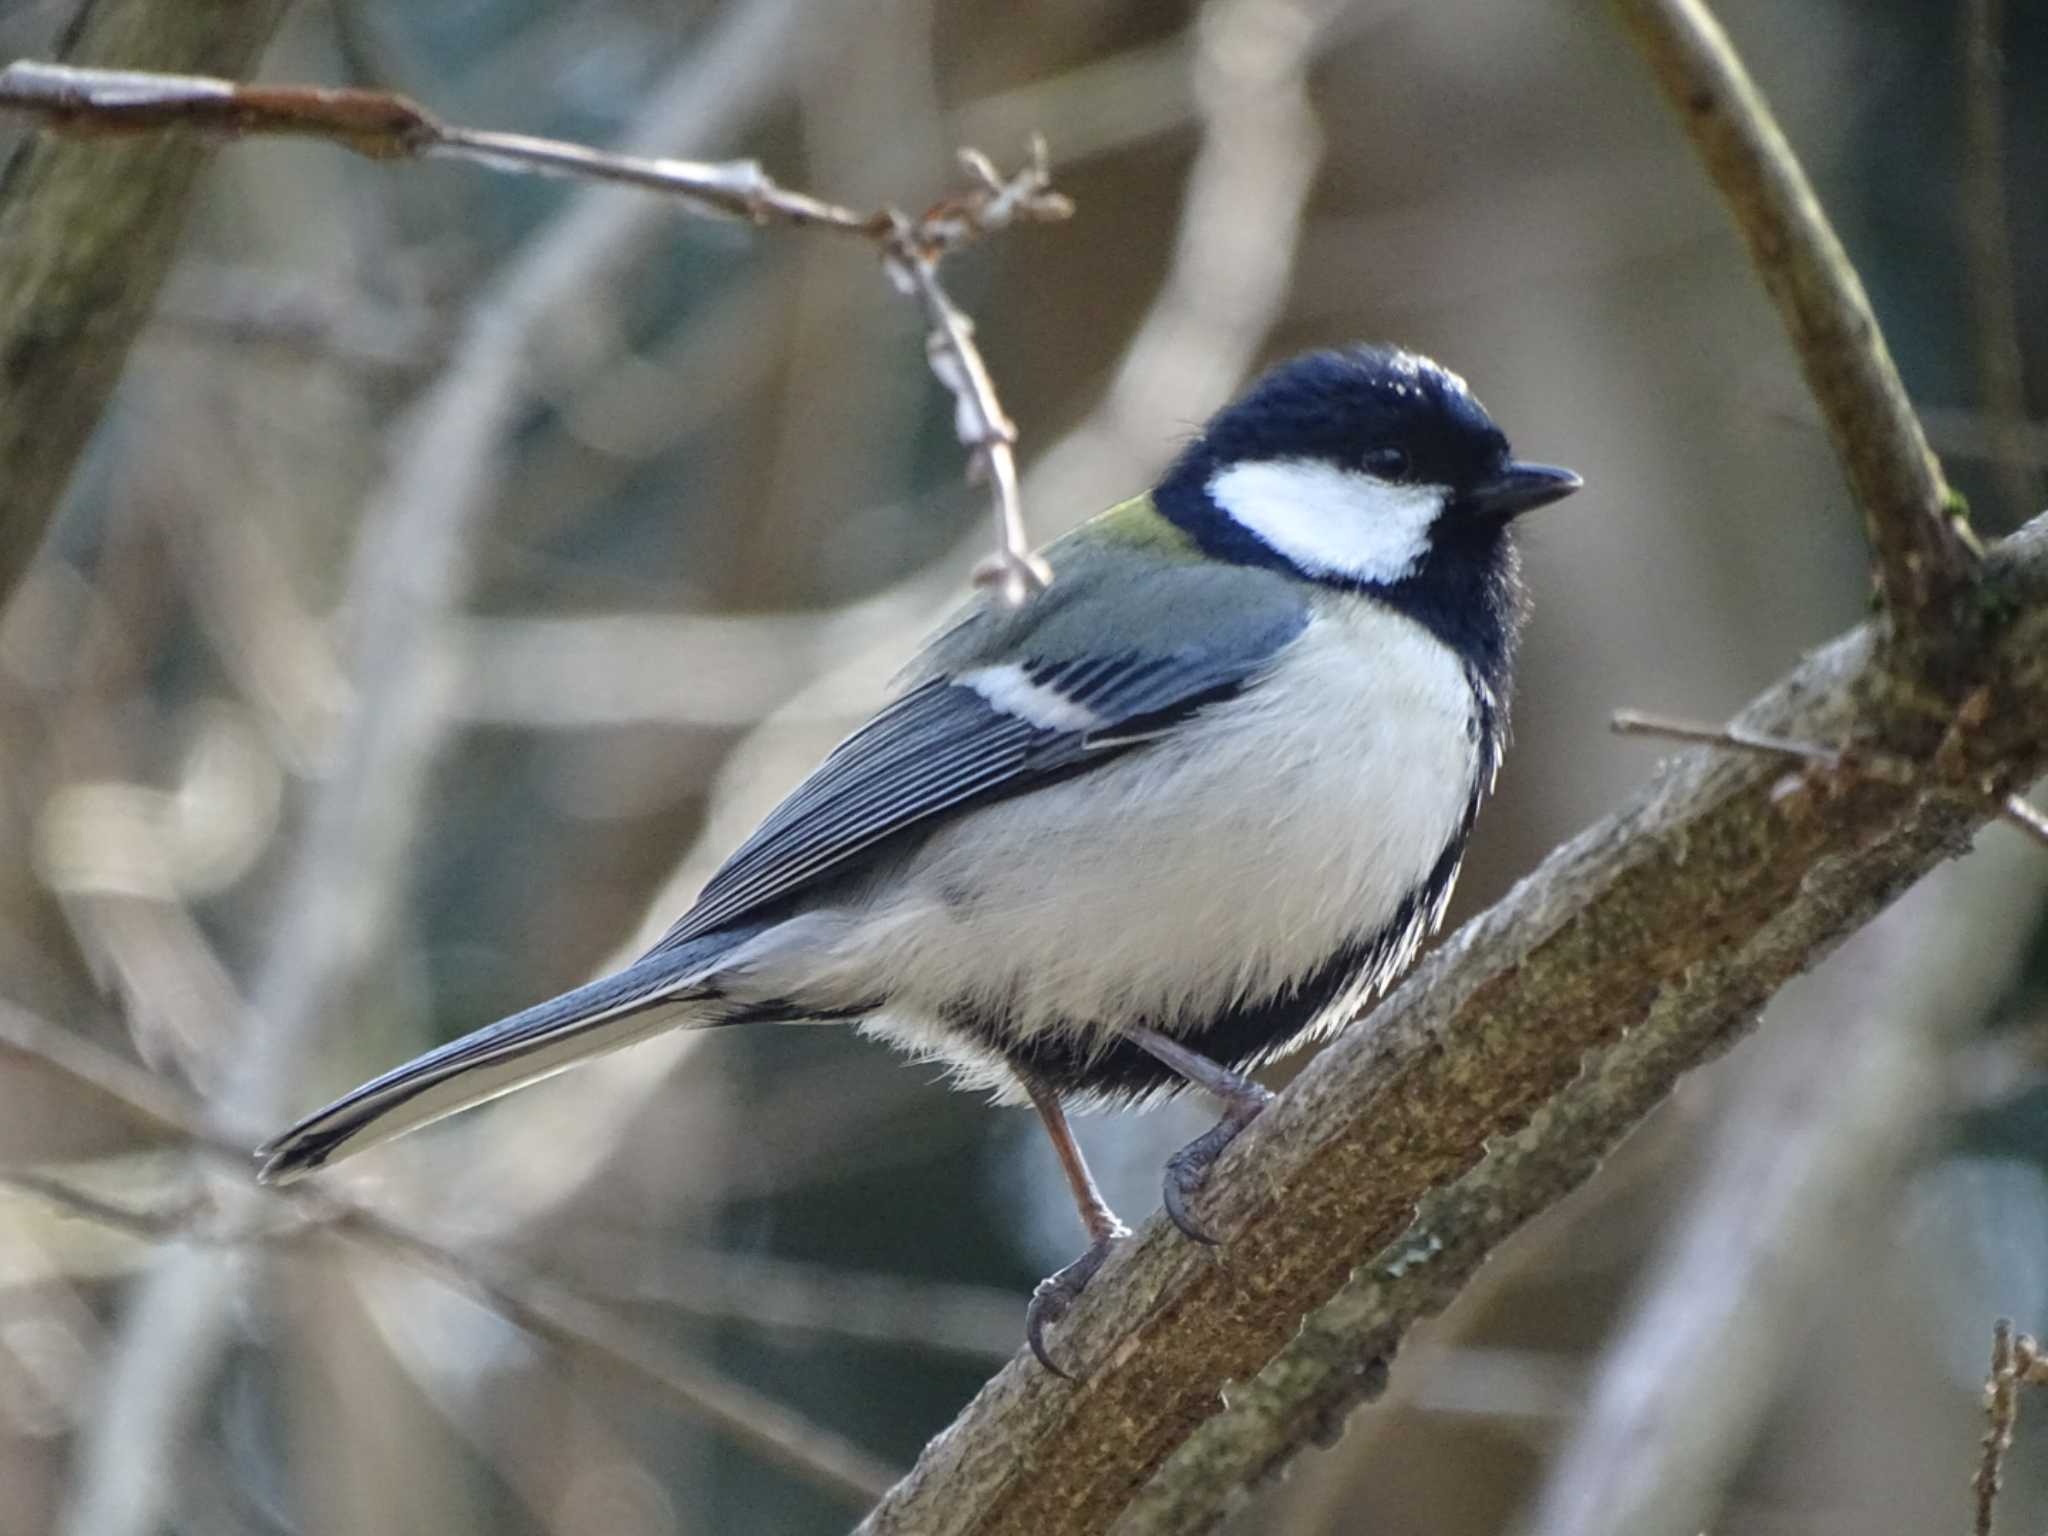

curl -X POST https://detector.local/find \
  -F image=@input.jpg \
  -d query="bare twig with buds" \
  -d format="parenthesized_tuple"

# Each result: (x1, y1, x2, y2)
(1611, 707, 2048, 851)
(0, 60, 1071, 602)
(1974, 1319, 2048, 1536)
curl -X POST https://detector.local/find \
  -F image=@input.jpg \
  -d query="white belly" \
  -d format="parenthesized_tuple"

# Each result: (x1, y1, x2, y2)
(733, 598, 1487, 1097)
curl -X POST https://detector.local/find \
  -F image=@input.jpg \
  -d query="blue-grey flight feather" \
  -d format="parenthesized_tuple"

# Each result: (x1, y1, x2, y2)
(653, 539, 1310, 952)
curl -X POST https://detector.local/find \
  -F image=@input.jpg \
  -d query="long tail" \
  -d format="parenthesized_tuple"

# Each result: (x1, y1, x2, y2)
(256, 937, 741, 1185)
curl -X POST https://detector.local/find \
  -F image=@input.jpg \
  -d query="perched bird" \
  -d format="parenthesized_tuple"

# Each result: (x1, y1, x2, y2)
(258, 344, 1579, 1373)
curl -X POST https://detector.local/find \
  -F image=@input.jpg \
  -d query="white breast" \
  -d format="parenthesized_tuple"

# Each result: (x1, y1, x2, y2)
(728, 598, 1486, 1099)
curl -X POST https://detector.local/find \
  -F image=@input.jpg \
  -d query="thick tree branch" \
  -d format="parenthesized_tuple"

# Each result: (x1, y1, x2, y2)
(0, 0, 291, 603)
(1612, 0, 1978, 635)
(1515, 845, 2046, 1536)
(855, 516, 2048, 1536)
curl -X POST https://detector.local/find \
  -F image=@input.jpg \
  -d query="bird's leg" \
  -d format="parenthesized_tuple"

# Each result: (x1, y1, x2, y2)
(1128, 1025, 1274, 1245)
(1020, 1073, 1129, 1378)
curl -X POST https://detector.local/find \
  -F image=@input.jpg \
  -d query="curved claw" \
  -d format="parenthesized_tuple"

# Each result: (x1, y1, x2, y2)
(1025, 1282, 1078, 1379)
(1162, 1150, 1222, 1246)
(1159, 1095, 1273, 1246)
(1024, 1232, 1123, 1377)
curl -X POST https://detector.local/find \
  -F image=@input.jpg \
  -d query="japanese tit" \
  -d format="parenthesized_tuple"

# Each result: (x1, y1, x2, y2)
(258, 344, 1580, 1373)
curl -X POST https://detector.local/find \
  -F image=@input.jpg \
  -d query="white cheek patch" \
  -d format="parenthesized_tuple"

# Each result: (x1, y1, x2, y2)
(959, 664, 1103, 731)
(1207, 458, 1445, 584)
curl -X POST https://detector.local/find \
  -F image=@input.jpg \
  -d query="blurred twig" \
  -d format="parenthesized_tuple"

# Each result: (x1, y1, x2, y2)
(0, 999, 234, 1155)
(1612, 0, 1978, 637)
(58, 4, 833, 1529)
(560, 1242, 1021, 1362)
(1959, 0, 2042, 526)
(1975, 1319, 2048, 1536)
(0, 997, 900, 1506)
(326, 1211, 903, 1503)
(0, 0, 292, 606)
(0, 58, 1071, 600)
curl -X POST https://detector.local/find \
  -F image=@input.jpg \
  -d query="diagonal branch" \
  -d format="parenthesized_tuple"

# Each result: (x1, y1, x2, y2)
(1610, 0, 1978, 638)
(1514, 843, 2047, 1536)
(853, 505, 2048, 1534)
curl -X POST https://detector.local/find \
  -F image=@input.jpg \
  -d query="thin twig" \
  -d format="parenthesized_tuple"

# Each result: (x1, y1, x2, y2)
(1611, 708, 2048, 849)
(327, 1210, 902, 1504)
(0, 62, 871, 230)
(1611, 0, 1978, 632)
(55, 10, 907, 1530)
(1976, 1319, 2031, 1536)
(1611, 707, 1856, 772)
(0, 1000, 240, 1157)
(887, 205, 1050, 602)
(0, 59, 1071, 601)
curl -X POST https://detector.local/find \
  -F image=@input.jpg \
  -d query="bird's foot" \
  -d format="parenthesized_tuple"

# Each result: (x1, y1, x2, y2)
(1025, 1223, 1128, 1379)
(1161, 1085, 1274, 1245)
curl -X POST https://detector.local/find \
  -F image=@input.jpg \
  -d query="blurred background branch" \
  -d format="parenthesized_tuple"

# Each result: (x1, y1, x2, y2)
(0, 0, 291, 601)
(0, 989, 902, 1506)
(1, 1, 2045, 1534)
(1959, 0, 2041, 531)
(1612, 0, 1973, 637)
(51, 2, 868, 1530)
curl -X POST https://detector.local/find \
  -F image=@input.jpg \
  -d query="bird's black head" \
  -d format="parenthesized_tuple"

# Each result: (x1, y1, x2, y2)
(1153, 344, 1580, 689)
(1155, 345, 1580, 584)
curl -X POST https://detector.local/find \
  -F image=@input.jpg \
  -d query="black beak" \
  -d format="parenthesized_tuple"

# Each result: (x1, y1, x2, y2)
(1468, 461, 1582, 521)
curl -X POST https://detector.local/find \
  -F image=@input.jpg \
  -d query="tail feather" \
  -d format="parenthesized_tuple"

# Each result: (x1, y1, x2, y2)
(256, 946, 731, 1185)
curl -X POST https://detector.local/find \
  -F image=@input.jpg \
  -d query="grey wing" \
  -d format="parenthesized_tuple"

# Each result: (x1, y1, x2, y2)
(650, 606, 1309, 954)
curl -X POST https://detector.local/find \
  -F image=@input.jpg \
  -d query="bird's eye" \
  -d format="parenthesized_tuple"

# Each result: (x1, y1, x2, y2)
(1362, 447, 1411, 480)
